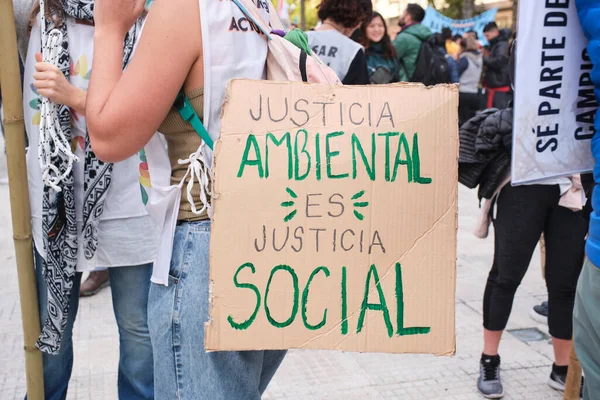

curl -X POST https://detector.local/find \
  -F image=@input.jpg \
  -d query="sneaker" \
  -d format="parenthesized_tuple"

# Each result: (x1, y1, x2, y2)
(477, 354, 504, 399)
(530, 300, 548, 324)
(80, 270, 110, 297)
(548, 364, 584, 397)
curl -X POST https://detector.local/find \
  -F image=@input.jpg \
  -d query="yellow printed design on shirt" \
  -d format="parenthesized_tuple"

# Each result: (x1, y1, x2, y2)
(70, 55, 91, 80)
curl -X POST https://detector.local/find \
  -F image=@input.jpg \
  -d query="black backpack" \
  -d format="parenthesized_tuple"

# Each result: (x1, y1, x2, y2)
(410, 37, 451, 86)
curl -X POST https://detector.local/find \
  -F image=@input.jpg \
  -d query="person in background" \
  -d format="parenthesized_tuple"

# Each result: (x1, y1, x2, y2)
(482, 22, 511, 109)
(457, 34, 483, 125)
(443, 27, 460, 58)
(393, 3, 431, 82)
(432, 33, 459, 84)
(464, 40, 587, 399)
(360, 12, 400, 84)
(306, 0, 372, 85)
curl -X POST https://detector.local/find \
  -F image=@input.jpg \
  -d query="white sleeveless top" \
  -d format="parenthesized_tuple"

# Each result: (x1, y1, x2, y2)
(142, 0, 269, 285)
(24, 16, 158, 270)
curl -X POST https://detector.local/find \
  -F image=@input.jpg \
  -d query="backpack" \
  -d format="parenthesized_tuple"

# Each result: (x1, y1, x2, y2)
(232, 0, 340, 84)
(410, 37, 451, 86)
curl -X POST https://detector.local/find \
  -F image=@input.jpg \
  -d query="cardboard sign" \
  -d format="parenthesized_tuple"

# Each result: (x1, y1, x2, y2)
(512, 0, 597, 184)
(206, 80, 458, 355)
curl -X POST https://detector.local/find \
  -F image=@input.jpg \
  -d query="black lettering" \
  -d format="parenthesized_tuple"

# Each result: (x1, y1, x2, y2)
(575, 126, 595, 141)
(267, 97, 288, 122)
(328, 47, 338, 58)
(254, 225, 266, 252)
(239, 17, 249, 32)
(250, 94, 262, 121)
(306, 193, 323, 218)
(273, 227, 290, 251)
(292, 226, 304, 252)
(341, 229, 355, 251)
(538, 101, 559, 116)
(229, 17, 239, 31)
(544, 12, 567, 27)
(291, 99, 310, 127)
(376, 102, 395, 128)
(540, 67, 563, 82)
(539, 83, 562, 99)
(542, 37, 566, 49)
(546, 0, 569, 8)
(349, 103, 364, 125)
(537, 138, 558, 152)
(327, 193, 344, 217)
(310, 228, 326, 252)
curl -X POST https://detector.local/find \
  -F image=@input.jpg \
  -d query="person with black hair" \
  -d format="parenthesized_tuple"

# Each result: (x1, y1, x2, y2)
(482, 21, 511, 109)
(392, 3, 431, 82)
(307, 0, 372, 85)
(360, 12, 400, 84)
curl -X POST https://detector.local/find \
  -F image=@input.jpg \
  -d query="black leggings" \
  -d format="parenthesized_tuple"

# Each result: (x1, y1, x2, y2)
(483, 184, 587, 339)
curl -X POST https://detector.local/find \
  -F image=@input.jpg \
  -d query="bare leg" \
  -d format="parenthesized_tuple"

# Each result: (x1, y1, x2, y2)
(483, 329, 504, 356)
(553, 337, 572, 366)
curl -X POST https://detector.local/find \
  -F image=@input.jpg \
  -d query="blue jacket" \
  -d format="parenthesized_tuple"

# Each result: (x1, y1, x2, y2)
(576, 0, 600, 265)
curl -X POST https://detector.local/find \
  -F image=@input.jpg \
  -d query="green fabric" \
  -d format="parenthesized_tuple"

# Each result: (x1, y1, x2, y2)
(392, 24, 432, 81)
(366, 43, 400, 82)
(175, 92, 214, 150)
(284, 28, 312, 56)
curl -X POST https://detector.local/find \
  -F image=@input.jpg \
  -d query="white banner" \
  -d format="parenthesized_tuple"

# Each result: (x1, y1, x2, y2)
(512, 0, 596, 185)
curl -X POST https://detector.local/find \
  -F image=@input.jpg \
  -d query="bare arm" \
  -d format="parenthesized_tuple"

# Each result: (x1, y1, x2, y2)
(87, 0, 202, 162)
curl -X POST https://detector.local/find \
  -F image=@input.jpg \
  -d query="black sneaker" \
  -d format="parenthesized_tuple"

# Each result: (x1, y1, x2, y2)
(530, 300, 548, 324)
(477, 354, 504, 399)
(549, 364, 583, 398)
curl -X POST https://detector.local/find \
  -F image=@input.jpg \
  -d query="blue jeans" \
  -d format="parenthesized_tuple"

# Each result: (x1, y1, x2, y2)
(148, 221, 286, 400)
(29, 248, 154, 400)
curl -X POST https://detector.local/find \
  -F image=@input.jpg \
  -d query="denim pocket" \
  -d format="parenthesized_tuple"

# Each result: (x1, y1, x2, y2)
(168, 225, 192, 283)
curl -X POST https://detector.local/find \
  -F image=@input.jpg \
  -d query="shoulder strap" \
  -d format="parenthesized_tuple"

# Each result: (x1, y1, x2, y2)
(174, 92, 214, 150)
(232, 0, 285, 39)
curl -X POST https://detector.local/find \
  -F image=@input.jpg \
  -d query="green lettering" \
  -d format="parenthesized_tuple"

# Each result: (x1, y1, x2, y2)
(294, 129, 311, 180)
(412, 133, 432, 184)
(341, 266, 348, 335)
(352, 133, 376, 181)
(302, 266, 330, 330)
(237, 134, 264, 178)
(264, 265, 299, 328)
(377, 132, 400, 182)
(227, 263, 261, 330)
(395, 263, 430, 336)
(391, 133, 413, 183)
(325, 131, 349, 179)
(315, 133, 322, 181)
(266, 132, 292, 179)
(356, 264, 393, 338)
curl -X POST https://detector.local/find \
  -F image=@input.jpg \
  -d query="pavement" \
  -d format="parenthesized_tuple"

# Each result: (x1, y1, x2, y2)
(0, 132, 565, 399)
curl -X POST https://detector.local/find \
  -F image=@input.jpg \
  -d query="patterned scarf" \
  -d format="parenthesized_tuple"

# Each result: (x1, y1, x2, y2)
(37, 0, 137, 355)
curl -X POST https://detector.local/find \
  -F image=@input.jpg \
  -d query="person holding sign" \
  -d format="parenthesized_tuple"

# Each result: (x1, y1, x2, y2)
(85, 0, 288, 398)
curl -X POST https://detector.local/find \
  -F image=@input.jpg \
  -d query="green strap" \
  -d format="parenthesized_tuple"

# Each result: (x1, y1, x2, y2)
(174, 92, 214, 150)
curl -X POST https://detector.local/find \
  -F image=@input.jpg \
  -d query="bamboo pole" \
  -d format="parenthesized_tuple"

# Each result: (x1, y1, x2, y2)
(0, 1, 45, 398)
(564, 341, 582, 400)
